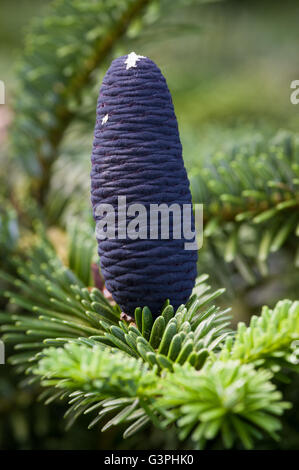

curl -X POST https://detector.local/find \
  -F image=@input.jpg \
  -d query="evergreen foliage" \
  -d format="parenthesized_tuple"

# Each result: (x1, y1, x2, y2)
(1, 235, 299, 448)
(0, 239, 228, 373)
(191, 133, 299, 279)
(12, 0, 154, 203)
(155, 361, 290, 449)
(1, 0, 299, 451)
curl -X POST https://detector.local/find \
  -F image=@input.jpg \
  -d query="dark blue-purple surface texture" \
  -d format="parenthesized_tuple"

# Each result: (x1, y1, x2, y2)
(91, 53, 197, 316)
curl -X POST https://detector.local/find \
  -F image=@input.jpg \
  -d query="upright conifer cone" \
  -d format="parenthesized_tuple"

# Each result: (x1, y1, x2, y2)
(91, 52, 197, 316)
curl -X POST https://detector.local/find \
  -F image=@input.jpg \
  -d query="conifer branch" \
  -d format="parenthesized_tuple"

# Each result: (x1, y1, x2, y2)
(192, 133, 299, 274)
(13, 0, 153, 204)
(220, 299, 299, 374)
(1, 233, 299, 448)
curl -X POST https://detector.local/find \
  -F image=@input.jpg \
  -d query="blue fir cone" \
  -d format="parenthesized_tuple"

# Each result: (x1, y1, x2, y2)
(91, 52, 197, 316)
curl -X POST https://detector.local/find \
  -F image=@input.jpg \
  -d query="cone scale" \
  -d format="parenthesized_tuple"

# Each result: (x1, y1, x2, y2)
(91, 53, 197, 316)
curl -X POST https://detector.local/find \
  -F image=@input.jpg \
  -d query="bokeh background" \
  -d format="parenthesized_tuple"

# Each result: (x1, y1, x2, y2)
(1, 0, 299, 449)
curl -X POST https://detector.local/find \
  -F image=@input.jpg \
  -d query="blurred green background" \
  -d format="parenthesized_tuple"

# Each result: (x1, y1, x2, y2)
(1, 0, 299, 450)
(2, 0, 299, 162)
